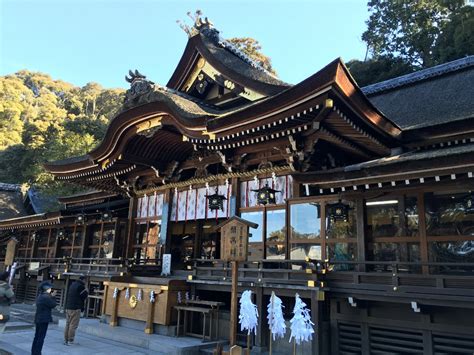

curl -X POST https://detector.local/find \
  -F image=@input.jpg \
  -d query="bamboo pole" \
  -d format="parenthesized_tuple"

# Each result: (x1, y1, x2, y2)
(293, 339, 296, 355)
(230, 261, 238, 346)
(247, 334, 251, 355)
(269, 291, 274, 355)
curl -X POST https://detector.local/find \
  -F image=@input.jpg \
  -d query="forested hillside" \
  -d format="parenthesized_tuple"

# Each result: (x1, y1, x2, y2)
(0, 71, 124, 196)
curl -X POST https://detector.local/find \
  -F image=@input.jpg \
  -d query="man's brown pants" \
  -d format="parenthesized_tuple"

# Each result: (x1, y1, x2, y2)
(64, 309, 81, 342)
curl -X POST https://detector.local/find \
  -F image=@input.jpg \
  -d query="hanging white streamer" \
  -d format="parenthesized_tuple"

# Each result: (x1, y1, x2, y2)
(267, 291, 286, 341)
(289, 293, 314, 345)
(113, 287, 118, 299)
(125, 287, 130, 299)
(138, 289, 143, 301)
(150, 290, 156, 303)
(239, 290, 259, 335)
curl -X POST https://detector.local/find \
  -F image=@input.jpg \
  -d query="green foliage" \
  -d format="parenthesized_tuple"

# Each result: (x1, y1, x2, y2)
(362, 0, 451, 67)
(228, 37, 277, 75)
(435, 5, 474, 62)
(349, 0, 473, 86)
(178, 10, 277, 75)
(0, 71, 125, 197)
(346, 57, 414, 87)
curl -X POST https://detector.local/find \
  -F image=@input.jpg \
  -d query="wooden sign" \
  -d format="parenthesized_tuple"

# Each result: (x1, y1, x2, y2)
(221, 220, 248, 262)
(217, 216, 258, 262)
(5, 239, 17, 266)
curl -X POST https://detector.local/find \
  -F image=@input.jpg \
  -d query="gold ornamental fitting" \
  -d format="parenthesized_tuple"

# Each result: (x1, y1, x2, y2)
(129, 294, 138, 309)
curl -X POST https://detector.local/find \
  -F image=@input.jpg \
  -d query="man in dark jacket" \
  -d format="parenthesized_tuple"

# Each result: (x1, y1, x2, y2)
(64, 275, 88, 345)
(32, 281, 56, 355)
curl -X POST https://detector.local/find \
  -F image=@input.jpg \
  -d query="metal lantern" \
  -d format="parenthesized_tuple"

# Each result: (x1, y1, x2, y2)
(252, 183, 281, 205)
(328, 200, 350, 222)
(30, 232, 39, 242)
(75, 214, 86, 225)
(206, 187, 227, 211)
(101, 211, 113, 222)
(464, 194, 474, 214)
(57, 229, 66, 241)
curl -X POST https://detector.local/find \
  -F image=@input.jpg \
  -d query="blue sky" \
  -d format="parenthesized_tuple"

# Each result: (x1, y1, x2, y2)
(1, 0, 369, 89)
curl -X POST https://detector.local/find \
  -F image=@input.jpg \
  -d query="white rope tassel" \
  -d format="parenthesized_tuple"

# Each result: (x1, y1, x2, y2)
(150, 290, 156, 303)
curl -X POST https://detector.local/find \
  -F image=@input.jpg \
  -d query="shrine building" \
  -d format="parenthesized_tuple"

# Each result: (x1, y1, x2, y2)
(1, 18, 474, 354)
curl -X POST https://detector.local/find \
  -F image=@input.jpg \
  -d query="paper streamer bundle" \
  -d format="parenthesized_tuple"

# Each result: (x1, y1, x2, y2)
(267, 291, 286, 341)
(289, 293, 314, 345)
(239, 290, 259, 335)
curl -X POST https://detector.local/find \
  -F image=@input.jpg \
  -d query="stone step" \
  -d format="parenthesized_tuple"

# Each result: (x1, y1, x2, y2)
(58, 318, 227, 355)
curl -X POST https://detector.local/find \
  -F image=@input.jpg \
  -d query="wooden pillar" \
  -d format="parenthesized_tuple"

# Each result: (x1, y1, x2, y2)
(80, 223, 88, 259)
(230, 261, 238, 346)
(112, 218, 120, 258)
(52, 228, 60, 260)
(110, 289, 120, 327)
(162, 189, 173, 254)
(230, 177, 240, 217)
(101, 283, 109, 315)
(125, 197, 138, 259)
(255, 286, 264, 348)
(417, 192, 429, 274)
(145, 295, 156, 334)
(355, 198, 366, 272)
(320, 202, 327, 260)
(311, 290, 322, 355)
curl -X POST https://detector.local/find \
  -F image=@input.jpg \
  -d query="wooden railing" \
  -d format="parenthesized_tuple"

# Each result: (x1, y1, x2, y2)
(12, 257, 127, 277)
(324, 260, 474, 302)
(189, 259, 325, 289)
(189, 258, 474, 299)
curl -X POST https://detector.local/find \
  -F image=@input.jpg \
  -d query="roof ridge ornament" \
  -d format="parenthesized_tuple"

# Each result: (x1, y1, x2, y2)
(124, 69, 155, 107)
(177, 10, 215, 38)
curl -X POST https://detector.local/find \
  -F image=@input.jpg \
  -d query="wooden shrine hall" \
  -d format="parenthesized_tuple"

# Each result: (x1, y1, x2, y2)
(1, 18, 474, 354)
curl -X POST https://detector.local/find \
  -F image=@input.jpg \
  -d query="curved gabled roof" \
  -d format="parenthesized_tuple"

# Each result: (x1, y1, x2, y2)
(45, 57, 401, 184)
(167, 23, 290, 97)
(206, 58, 401, 138)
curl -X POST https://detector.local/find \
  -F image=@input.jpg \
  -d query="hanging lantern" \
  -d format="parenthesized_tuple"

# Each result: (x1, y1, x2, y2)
(100, 211, 113, 222)
(75, 214, 86, 225)
(328, 200, 350, 222)
(57, 229, 66, 241)
(252, 183, 281, 205)
(464, 193, 474, 214)
(30, 232, 39, 242)
(206, 187, 227, 211)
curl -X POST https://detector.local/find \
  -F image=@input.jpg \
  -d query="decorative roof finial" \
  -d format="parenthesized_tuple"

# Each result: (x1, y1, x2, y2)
(177, 10, 214, 38)
(125, 69, 146, 84)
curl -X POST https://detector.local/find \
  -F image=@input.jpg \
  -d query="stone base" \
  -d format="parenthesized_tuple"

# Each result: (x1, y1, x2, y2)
(58, 318, 227, 355)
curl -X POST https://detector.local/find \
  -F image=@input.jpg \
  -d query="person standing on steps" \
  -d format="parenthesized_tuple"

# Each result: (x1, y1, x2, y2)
(0, 271, 15, 333)
(64, 275, 88, 345)
(31, 281, 57, 355)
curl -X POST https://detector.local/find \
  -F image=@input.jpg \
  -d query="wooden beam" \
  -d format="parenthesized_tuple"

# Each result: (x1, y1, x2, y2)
(355, 198, 366, 272)
(417, 192, 429, 274)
